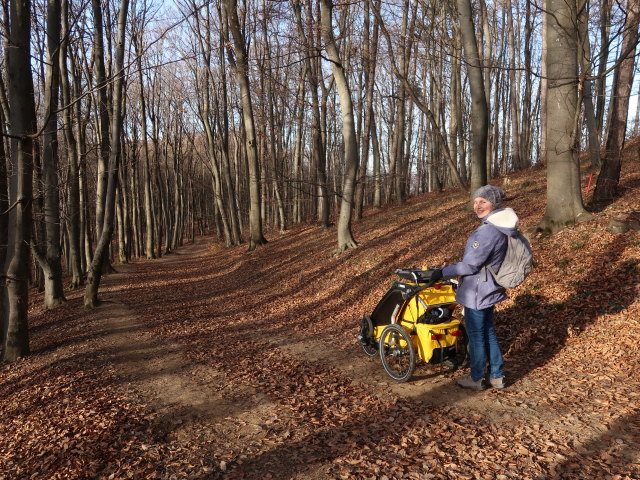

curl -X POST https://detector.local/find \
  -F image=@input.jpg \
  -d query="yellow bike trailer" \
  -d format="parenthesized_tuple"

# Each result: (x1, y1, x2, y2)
(358, 268, 468, 382)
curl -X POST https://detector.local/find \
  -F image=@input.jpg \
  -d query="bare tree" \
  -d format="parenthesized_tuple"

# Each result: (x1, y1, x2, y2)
(85, 0, 130, 307)
(292, 0, 331, 229)
(222, 0, 267, 251)
(577, 0, 601, 169)
(91, 0, 111, 244)
(538, 0, 591, 233)
(0, 108, 7, 283)
(320, 0, 359, 252)
(506, 0, 521, 171)
(595, 0, 612, 137)
(456, 0, 488, 194)
(32, 0, 66, 309)
(593, 0, 639, 205)
(189, 2, 235, 247)
(132, 1, 156, 258)
(355, 0, 379, 219)
(60, 0, 83, 288)
(371, 1, 466, 190)
(2, 0, 37, 362)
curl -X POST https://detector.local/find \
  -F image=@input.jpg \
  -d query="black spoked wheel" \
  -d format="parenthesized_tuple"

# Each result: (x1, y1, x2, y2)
(359, 316, 379, 357)
(450, 324, 469, 370)
(379, 324, 415, 382)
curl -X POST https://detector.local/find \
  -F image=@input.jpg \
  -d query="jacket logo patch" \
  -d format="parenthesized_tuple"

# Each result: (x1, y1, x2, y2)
(472, 241, 480, 249)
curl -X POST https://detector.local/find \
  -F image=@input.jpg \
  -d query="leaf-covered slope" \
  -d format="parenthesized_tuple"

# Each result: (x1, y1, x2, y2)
(1, 155, 639, 479)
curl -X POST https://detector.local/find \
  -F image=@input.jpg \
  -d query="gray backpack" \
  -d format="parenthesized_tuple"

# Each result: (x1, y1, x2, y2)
(484, 230, 533, 288)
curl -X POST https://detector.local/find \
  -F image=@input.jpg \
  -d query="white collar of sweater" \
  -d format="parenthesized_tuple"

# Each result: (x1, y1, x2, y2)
(486, 207, 519, 229)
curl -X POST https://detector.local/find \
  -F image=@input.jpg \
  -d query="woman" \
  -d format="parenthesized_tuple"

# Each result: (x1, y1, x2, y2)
(435, 185, 520, 390)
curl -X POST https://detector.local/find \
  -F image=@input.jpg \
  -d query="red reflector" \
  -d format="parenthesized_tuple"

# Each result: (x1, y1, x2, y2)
(451, 330, 462, 336)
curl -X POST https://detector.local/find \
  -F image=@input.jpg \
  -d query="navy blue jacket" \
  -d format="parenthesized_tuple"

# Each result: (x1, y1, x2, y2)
(441, 208, 519, 310)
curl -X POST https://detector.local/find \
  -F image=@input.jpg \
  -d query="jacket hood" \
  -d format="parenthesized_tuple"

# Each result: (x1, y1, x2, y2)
(484, 207, 519, 235)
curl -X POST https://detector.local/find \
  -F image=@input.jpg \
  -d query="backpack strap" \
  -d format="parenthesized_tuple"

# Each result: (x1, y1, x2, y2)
(481, 264, 499, 282)
(480, 223, 505, 283)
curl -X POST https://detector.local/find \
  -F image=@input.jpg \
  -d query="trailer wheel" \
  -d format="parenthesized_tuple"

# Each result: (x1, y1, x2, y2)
(359, 316, 379, 357)
(379, 324, 415, 382)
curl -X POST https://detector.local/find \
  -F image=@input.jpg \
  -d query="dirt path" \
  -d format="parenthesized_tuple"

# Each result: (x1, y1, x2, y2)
(96, 246, 332, 479)
(100, 243, 508, 415)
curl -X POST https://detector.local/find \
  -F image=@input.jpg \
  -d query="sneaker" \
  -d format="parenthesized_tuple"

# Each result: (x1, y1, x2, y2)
(489, 377, 505, 389)
(456, 375, 485, 391)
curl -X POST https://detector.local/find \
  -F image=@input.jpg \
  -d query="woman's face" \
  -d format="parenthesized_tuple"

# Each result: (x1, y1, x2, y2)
(473, 197, 494, 219)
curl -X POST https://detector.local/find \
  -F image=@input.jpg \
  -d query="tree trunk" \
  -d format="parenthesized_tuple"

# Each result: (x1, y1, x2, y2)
(593, 0, 639, 206)
(538, 0, 591, 233)
(128, 129, 142, 258)
(292, 0, 330, 229)
(92, 0, 110, 242)
(595, 0, 611, 138)
(577, 0, 601, 169)
(355, 0, 379, 220)
(195, 2, 234, 247)
(116, 182, 127, 263)
(261, 8, 286, 233)
(506, 0, 521, 172)
(60, 0, 83, 287)
(292, 66, 306, 225)
(372, 117, 382, 208)
(216, 9, 242, 245)
(0, 112, 7, 290)
(160, 146, 171, 255)
(132, 24, 155, 259)
(389, 0, 412, 205)
(320, 0, 358, 252)
(223, 0, 266, 251)
(456, 0, 488, 194)
(33, 0, 66, 309)
(521, 0, 534, 168)
(539, 5, 548, 166)
(85, 0, 130, 307)
(478, 0, 492, 176)
(2, 0, 37, 362)
(449, 25, 463, 182)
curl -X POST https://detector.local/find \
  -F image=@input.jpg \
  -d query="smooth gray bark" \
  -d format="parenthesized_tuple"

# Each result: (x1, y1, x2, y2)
(320, 0, 359, 252)
(539, 0, 591, 233)
(60, 0, 83, 287)
(355, 0, 379, 219)
(456, 0, 488, 194)
(577, 0, 601, 169)
(2, 0, 37, 362)
(33, 0, 66, 308)
(85, 0, 130, 307)
(132, 14, 155, 259)
(223, 0, 266, 251)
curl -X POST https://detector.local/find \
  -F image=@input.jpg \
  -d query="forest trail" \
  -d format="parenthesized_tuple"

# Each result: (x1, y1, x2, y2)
(100, 241, 518, 418)
(95, 244, 328, 479)
(4, 165, 640, 479)
(93, 235, 638, 479)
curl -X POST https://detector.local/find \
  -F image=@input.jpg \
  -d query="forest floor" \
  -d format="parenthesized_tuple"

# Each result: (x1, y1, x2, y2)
(2, 152, 640, 480)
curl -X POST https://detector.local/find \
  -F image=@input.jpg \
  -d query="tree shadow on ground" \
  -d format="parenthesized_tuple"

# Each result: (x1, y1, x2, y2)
(550, 408, 640, 479)
(496, 233, 638, 385)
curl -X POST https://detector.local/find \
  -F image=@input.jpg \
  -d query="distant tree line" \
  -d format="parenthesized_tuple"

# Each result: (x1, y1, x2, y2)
(1, 0, 638, 362)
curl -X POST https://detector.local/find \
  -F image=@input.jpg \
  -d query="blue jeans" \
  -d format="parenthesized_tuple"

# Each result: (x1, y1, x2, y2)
(464, 306, 503, 381)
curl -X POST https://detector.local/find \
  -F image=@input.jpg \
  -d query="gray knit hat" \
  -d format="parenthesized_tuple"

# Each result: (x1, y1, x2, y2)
(472, 185, 505, 208)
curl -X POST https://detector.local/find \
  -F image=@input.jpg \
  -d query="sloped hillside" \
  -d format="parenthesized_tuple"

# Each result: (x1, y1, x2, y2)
(1, 153, 638, 480)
